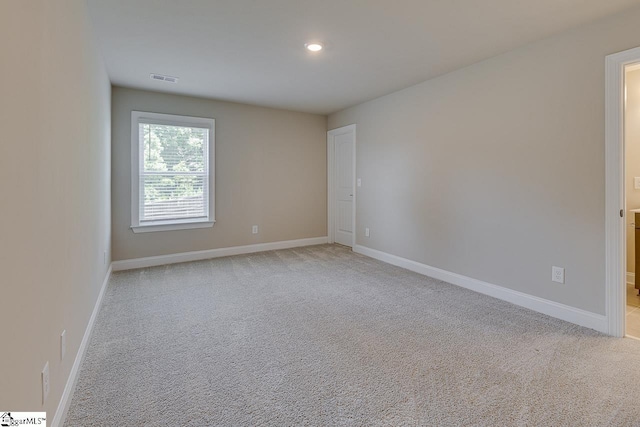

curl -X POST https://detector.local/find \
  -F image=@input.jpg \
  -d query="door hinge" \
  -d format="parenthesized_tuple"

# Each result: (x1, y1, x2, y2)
(621, 209, 624, 218)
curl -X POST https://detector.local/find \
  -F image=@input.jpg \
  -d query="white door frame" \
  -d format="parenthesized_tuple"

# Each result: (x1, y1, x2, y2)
(605, 46, 640, 337)
(327, 124, 356, 247)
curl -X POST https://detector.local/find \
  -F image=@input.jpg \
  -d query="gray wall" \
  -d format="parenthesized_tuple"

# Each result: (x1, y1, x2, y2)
(0, 0, 111, 416)
(328, 7, 640, 316)
(112, 87, 328, 261)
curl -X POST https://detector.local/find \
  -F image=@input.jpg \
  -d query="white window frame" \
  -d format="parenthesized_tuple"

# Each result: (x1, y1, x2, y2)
(130, 111, 215, 233)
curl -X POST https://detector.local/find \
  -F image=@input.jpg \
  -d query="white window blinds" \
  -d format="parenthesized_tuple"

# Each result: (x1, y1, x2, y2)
(138, 122, 209, 222)
(131, 112, 215, 232)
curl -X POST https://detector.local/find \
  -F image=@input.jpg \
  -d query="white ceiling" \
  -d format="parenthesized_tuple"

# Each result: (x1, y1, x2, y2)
(88, 0, 640, 115)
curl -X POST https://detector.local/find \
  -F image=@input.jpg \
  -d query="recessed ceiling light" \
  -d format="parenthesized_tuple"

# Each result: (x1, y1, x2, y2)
(305, 42, 324, 52)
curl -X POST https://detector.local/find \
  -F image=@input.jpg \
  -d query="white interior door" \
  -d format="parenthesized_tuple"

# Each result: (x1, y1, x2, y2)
(330, 126, 355, 247)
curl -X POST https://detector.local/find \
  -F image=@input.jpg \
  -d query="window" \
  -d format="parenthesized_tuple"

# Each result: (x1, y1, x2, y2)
(131, 111, 215, 233)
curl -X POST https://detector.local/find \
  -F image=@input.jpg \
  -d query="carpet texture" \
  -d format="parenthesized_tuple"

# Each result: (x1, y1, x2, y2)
(65, 244, 640, 426)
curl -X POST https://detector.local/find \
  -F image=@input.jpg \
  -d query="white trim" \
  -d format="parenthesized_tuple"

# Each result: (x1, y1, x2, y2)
(112, 236, 328, 271)
(628, 272, 635, 285)
(352, 127, 356, 248)
(327, 124, 356, 248)
(131, 220, 214, 233)
(130, 111, 216, 232)
(52, 265, 112, 427)
(605, 47, 640, 337)
(327, 132, 333, 243)
(354, 245, 608, 334)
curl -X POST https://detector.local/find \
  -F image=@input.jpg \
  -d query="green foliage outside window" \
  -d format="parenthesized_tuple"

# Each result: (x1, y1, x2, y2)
(141, 123, 207, 219)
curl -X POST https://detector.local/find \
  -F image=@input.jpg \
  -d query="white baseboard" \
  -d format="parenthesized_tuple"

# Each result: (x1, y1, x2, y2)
(628, 272, 635, 285)
(112, 236, 329, 271)
(354, 245, 608, 334)
(51, 264, 112, 427)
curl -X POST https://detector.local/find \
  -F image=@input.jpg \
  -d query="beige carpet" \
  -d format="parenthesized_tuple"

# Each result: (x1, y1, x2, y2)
(65, 244, 640, 426)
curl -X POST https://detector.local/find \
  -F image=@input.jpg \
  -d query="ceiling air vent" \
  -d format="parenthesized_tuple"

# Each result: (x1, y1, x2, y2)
(150, 73, 179, 83)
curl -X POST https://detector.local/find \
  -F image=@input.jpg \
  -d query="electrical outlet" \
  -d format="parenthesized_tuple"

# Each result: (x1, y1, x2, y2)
(61, 330, 66, 361)
(252, 225, 258, 234)
(365, 227, 370, 237)
(42, 362, 50, 404)
(635, 177, 640, 190)
(357, 178, 362, 187)
(552, 266, 565, 284)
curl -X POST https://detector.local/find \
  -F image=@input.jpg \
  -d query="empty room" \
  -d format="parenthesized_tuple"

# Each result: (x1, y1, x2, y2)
(6, 0, 640, 425)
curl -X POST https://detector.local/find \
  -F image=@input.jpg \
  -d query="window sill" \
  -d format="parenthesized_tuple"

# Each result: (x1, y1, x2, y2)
(131, 220, 215, 234)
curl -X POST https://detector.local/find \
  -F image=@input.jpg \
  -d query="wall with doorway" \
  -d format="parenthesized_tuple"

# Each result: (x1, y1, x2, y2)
(626, 69, 640, 280)
(329, 5, 640, 316)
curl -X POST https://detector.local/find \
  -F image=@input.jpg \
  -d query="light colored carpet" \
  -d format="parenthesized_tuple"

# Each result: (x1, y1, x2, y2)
(65, 244, 640, 426)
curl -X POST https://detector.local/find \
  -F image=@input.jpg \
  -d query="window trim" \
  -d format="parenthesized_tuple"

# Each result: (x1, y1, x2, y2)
(130, 111, 215, 233)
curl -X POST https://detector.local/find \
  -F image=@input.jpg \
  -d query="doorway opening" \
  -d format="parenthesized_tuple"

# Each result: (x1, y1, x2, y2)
(327, 124, 356, 248)
(623, 63, 640, 338)
(605, 46, 640, 338)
